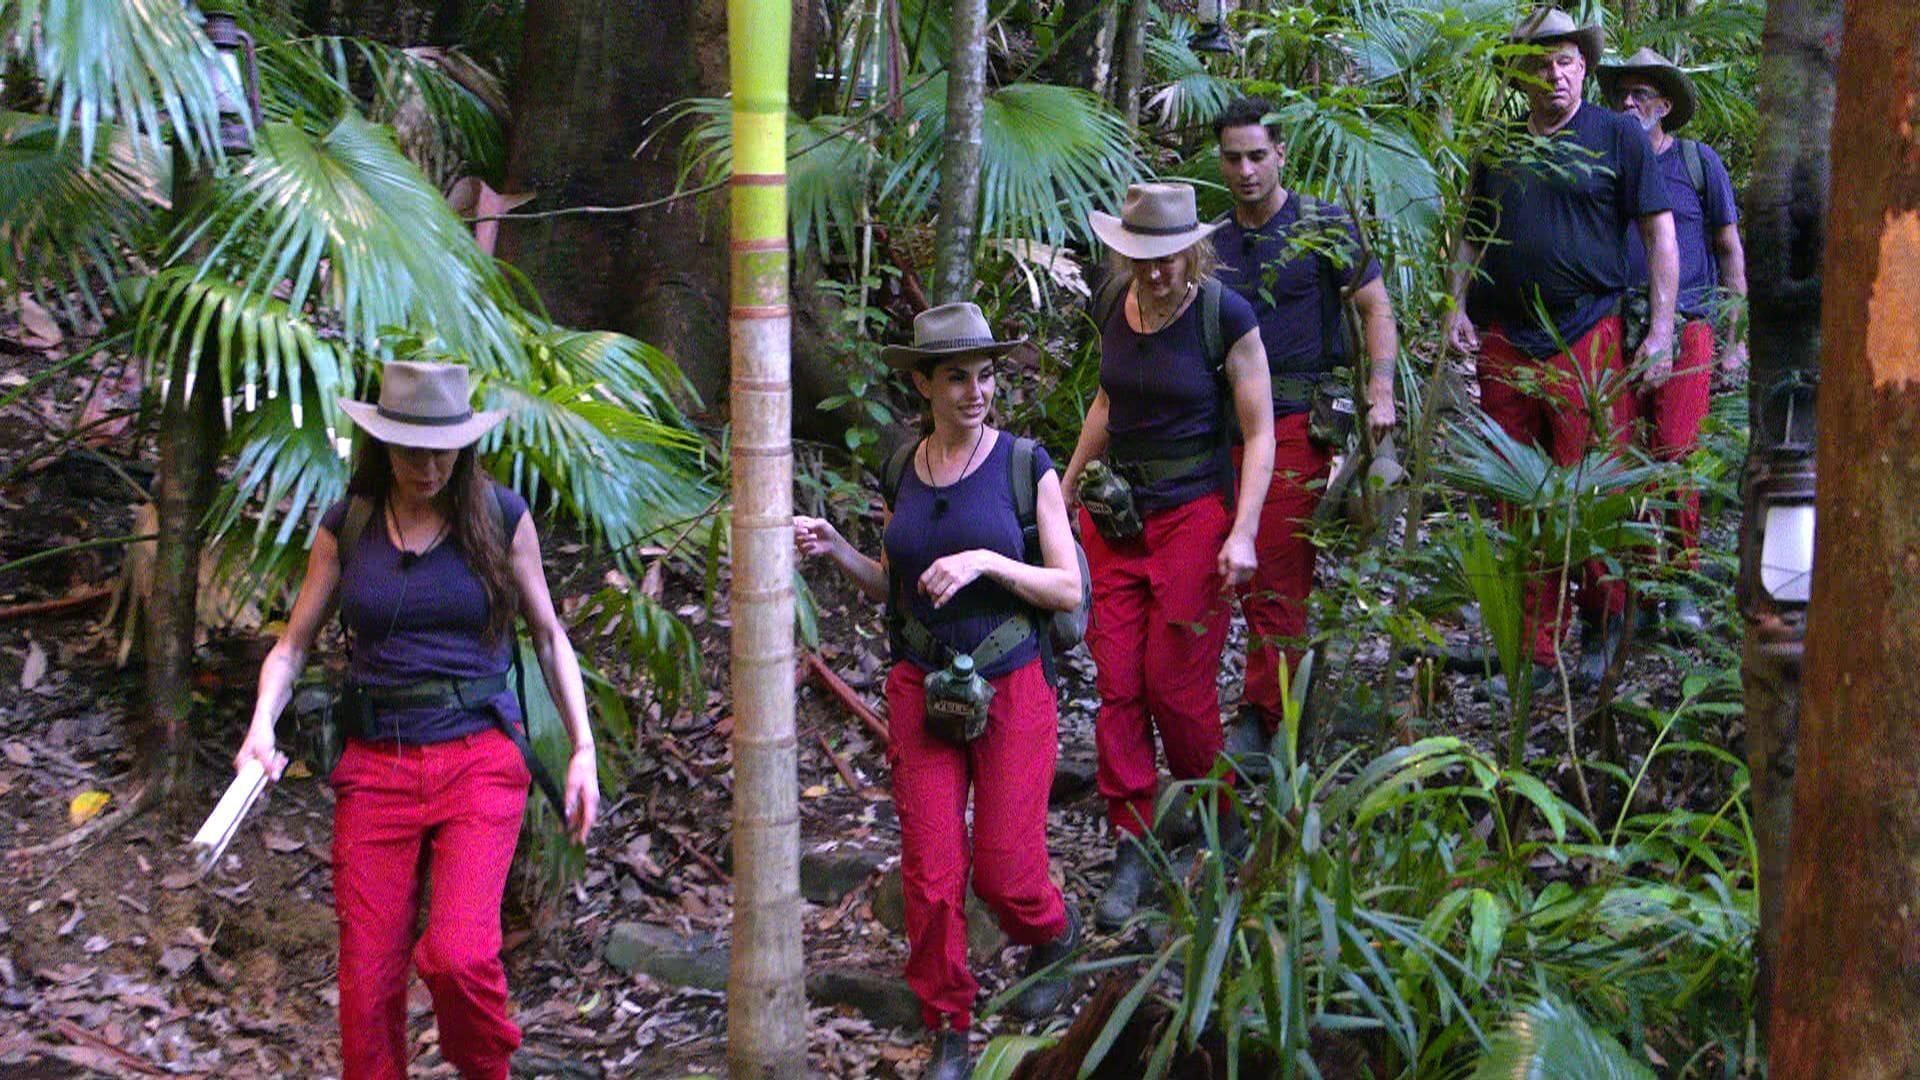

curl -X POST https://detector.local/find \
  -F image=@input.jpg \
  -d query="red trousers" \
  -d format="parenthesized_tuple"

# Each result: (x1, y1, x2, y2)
(1631, 319, 1714, 570)
(1478, 315, 1636, 666)
(886, 659, 1067, 1031)
(1235, 414, 1332, 726)
(1081, 494, 1233, 836)
(330, 730, 528, 1080)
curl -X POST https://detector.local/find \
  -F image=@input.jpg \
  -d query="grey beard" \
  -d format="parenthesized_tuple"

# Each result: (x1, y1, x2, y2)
(1637, 111, 1660, 133)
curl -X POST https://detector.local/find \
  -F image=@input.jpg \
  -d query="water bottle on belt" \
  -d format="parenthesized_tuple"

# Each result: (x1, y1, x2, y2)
(1077, 460, 1143, 543)
(923, 653, 994, 745)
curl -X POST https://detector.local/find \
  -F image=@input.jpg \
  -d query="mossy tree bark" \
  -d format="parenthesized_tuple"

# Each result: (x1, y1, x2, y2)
(931, 0, 988, 305)
(1767, 2, 1920, 1071)
(724, 0, 806, 1075)
(1739, 0, 1840, 1023)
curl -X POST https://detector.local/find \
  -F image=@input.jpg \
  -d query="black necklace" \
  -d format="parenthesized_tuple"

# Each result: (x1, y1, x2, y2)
(924, 425, 987, 518)
(387, 500, 449, 570)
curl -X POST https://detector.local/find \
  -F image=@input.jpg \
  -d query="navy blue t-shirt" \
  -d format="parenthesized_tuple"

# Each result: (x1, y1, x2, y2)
(1213, 193, 1382, 413)
(882, 431, 1049, 679)
(1468, 103, 1672, 357)
(320, 484, 528, 743)
(1098, 283, 1259, 514)
(1624, 138, 1738, 320)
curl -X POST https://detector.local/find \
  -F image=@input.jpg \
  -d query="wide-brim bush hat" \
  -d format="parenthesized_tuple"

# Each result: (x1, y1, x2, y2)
(1598, 47, 1698, 131)
(1509, 8, 1604, 74)
(337, 360, 507, 450)
(879, 302, 1026, 371)
(1088, 182, 1220, 261)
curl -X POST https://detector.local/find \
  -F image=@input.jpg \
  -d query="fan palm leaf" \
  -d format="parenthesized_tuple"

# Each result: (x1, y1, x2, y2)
(0, 110, 159, 316)
(1142, 15, 1236, 136)
(261, 36, 507, 182)
(664, 98, 874, 263)
(0, 0, 229, 164)
(168, 114, 524, 372)
(1469, 996, 1655, 1080)
(884, 78, 1143, 249)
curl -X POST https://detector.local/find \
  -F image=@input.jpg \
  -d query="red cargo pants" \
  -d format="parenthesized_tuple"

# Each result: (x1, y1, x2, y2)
(886, 659, 1068, 1031)
(1234, 413, 1332, 727)
(1632, 319, 1715, 569)
(1477, 315, 1637, 667)
(330, 729, 528, 1080)
(1081, 493, 1234, 836)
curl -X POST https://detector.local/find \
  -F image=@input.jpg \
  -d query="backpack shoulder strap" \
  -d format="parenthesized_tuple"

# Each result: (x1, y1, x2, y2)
(881, 440, 918, 510)
(1008, 436, 1040, 560)
(1680, 138, 1706, 199)
(336, 495, 375, 573)
(1199, 276, 1226, 374)
(1091, 273, 1130, 336)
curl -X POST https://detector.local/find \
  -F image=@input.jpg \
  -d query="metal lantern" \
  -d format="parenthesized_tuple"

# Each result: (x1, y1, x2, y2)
(1739, 384, 1817, 656)
(201, 9, 262, 155)
(1191, 0, 1236, 54)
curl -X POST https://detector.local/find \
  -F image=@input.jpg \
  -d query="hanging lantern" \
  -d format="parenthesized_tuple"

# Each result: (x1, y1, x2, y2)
(1191, 0, 1236, 54)
(1740, 385, 1817, 649)
(201, 9, 262, 155)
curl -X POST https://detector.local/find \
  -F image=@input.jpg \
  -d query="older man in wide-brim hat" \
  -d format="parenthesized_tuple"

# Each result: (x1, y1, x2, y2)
(1443, 8, 1681, 694)
(1600, 46, 1750, 637)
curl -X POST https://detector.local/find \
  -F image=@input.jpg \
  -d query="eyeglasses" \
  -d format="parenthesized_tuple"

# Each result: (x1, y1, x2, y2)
(1613, 86, 1662, 106)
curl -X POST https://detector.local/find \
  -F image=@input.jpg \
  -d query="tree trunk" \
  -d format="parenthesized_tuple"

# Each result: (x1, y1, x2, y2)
(1118, 0, 1149, 128)
(931, 0, 988, 305)
(1034, 0, 1112, 94)
(1767, 2, 1920, 1072)
(142, 157, 223, 808)
(724, 0, 806, 1075)
(497, 0, 831, 423)
(1739, 0, 1841, 1023)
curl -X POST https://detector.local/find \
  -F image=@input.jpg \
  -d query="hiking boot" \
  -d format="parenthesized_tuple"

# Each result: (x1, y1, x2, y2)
(1006, 906, 1081, 1020)
(1664, 596, 1705, 637)
(925, 1027, 972, 1080)
(1223, 706, 1274, 760)
(1487, 662, 1554, 701)
(1094, 840, 1153, 932)
(1576, 614, 1627, 690)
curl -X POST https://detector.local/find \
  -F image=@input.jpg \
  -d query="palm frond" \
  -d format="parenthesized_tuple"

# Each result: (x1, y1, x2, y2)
(1470, 996, 1655, 1080)
(0, 0, 228, 164)
(170, 115, 525, 370)
(262, 36, 507, 182)
(665, 97, 876, 263)
(1142, 15, 1236, 136)
(131, 267, 353, 436)
(0, 110, 159, 316)
(885, 78, 1144, 249)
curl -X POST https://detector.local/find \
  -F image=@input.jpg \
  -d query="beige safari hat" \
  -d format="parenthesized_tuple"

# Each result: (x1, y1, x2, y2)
(879, 302, 1026, 371)
(336, 361, 506, 450)
(1598, 47, 1699, 131)
(1087, 182, 1220, 261)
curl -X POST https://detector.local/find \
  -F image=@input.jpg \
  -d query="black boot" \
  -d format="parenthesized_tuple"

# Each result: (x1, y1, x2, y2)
(1007, 906, 1081, 1019)
(1094, 840, 1152, 932)
(1576, 614, 1626, 691)
(925, 1027, 972, 1080)
(1487, 662, 1554, 701)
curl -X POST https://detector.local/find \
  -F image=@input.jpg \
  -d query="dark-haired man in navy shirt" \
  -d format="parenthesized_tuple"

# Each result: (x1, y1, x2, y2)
(1445, 9, 1678, 691)
(1601, 47, 1748, 636)
(1209, 97, 1401, 748)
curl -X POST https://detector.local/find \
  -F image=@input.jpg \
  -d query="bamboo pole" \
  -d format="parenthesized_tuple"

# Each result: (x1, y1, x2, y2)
(725, 0, 807, 1075)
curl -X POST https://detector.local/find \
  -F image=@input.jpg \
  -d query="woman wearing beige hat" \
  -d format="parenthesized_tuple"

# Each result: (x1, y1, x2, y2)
(796, 302, 1084, 1079)
(232, 360, 599, 1080)
(1063, 181, 1274, 930)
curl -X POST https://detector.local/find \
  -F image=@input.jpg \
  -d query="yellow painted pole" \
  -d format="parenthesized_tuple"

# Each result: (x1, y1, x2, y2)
(725, 0, 806, 1076)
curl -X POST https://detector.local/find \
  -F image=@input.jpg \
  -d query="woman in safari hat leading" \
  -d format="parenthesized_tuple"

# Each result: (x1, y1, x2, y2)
(1062, 181, 1275, 931)
(796, 302, 1084, 1080)
(232, 360, 600, 1080)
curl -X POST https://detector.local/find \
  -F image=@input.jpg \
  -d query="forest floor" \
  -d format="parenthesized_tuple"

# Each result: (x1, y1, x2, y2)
(0, 310, 1742, 1078)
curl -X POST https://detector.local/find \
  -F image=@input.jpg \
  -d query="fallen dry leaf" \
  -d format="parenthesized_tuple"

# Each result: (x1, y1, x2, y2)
(15, 294, 62, 348)
(157, 871, 196, 891)
(3, 742, 32, 767)
(56, 905, 84, 937)
(156, 946, 197, 979)
(19, 639, 46, 690)
(262, 832, 305, 854)
(68, 790, 110, 826)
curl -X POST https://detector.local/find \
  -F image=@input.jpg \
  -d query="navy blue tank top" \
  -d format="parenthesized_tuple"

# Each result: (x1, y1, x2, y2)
(320, 484, 529, 743)
(882, 431, 1048, 679)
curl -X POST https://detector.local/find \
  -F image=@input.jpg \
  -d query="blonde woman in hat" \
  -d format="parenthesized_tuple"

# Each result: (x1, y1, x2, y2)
(794, 302, 1084, 1079)
(1601, 46, 1748, 637)
(1062, 181, 1274, 931)
(232, 361, 599, 1080)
